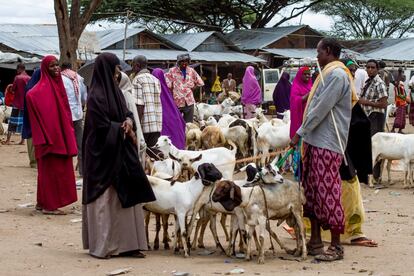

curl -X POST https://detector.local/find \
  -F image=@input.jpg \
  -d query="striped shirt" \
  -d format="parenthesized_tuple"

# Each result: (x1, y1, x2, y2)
(132, 69, 162, 133)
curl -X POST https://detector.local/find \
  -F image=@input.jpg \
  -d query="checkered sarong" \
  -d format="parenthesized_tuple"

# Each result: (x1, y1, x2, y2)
(8, 107, 24, 133)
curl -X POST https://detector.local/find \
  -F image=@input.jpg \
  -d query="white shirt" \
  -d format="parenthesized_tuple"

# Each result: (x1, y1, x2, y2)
(354, 68, 369, 97)
(62, 74, 87, 121)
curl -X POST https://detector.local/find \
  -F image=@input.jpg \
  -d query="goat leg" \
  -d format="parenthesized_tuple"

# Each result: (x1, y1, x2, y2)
(144, 211, 151, 250)
(209, 214, 226, 254)
(292, 210, 307, 260)
(220, 213, 230, 241)
(154, 214, 161, 250)
(386, 159, 392, 185)
(257, 216, 266, 264)
(162, 214, 170, 250)
(266, 224, 293, 254)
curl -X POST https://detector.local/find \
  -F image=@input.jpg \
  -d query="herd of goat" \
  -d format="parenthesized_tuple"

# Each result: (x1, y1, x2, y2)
(2, 96, 414, 263)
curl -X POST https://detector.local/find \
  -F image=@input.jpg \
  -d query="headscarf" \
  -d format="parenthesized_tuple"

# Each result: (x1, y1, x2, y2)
(82, 52, 155, 207)
(289, 67, 313, 138)
(61, 68, 80, 101)
(241, 66, 262, 105)
(26, 56, 77, 158)
(273, 72, 291, 117)
(152, 68, 186, 149)
(22, 68, 41, 139)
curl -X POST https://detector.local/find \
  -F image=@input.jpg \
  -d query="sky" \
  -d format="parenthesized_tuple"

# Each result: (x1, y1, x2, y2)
(0, 0, 333, 31)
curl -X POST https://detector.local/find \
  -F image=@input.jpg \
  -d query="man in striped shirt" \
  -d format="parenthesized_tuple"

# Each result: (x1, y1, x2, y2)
(132, 55, 162, 158)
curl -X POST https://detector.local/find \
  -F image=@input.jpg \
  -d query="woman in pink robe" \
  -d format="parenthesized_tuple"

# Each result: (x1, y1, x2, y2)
(26, 55, 78, 214)
(289, 67, 313, 138)
(241, 66, 262, 119)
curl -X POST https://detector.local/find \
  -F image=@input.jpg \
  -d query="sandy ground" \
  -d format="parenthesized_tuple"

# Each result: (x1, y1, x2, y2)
(1, 133, 414, 276)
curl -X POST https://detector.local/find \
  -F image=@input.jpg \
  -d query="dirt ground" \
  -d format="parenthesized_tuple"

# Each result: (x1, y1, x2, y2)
(1, 133, 414, 276)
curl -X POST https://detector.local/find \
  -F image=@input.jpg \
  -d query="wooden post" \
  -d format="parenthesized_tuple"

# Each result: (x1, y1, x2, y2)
(200, 64, 203, 102)
(123, 10, 132, 61)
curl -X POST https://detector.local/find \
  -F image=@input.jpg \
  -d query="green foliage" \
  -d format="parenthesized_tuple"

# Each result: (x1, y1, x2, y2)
(313, 0, 414, 39)
(83, 0, 324, 33)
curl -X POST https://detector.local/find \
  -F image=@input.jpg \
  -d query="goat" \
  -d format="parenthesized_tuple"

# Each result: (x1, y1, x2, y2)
(196, 98, 235, 120)
(186, 128, 202, 150)
(154, 135, 237, 180)
(369, 132, 414, 188)
(144, 163, 223, 257)
(212, 167, 307, 264)
(200, 126, 226, 150)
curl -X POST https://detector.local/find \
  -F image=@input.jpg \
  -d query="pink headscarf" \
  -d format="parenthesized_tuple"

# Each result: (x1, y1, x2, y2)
(289, 67, 313, 138)
(241, 66, 262, 105)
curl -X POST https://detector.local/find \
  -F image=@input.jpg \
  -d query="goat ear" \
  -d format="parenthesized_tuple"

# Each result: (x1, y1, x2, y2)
(169, 152, 179, 161)
(190, 154, 202, 163)
(194, 172, 200, 180)
(219, 183, 242, 212)
(230, 186, 235, 200)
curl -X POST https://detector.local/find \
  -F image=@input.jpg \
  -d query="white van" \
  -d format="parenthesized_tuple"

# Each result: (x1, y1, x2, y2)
(261, 68, 280, 102)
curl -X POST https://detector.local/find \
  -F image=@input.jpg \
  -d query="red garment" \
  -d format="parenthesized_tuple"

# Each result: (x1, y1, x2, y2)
(26, 55, 77, 210)
(302, 143, 344, 235)
(12, 71, 30, 110)
(4, 84, 14, 106)
(37, 155, 77, 210)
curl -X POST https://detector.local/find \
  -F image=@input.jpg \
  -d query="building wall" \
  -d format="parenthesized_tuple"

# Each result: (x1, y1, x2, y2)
(105, 33, 171, 50)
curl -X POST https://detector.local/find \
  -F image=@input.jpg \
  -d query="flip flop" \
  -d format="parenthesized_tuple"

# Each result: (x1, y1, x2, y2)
(350, 237, 378, 247)
(42, 209, 67, 215)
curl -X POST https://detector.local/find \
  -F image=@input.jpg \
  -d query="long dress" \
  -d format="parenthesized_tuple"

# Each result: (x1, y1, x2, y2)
(26, 56, 77, 211)
(152, 68, 186, 150)
(272, 72, 291, 118)
(82, 53, 155, 258)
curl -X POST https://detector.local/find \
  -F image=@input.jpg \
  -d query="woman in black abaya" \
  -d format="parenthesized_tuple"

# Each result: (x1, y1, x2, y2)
(82, 52, 155, 259)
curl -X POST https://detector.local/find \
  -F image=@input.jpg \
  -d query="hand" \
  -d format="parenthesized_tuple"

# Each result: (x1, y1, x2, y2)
(121, 118, 133, 136)
(358, 98, 369, 105)
(290, 134, 300, 148)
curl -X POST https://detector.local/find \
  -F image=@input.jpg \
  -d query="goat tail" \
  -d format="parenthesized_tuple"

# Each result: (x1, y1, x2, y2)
(227, 140, 238, 156)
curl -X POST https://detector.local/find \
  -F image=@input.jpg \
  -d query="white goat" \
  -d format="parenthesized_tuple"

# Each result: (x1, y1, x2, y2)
(196, 98, 235, 120)
(144, 163, 223, 257)
(370, 132, 414, 188)
(154, 136, 237, 180)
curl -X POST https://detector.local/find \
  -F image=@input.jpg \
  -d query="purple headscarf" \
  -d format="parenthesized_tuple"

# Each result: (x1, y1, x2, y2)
(289, 67, 313, 138)
(273, 72, 291, 117)
(242, 66, 262, 105)
(152, 68, 186, 149)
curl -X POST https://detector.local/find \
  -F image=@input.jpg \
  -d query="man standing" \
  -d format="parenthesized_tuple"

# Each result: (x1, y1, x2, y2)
(290, 38, 353, 261)
(61, 63, 87, 176)
(131, 55, 162, 157)
(165, 54, 204, 123)
(3, 64, 30, 145)
(222, 73, 236, 93)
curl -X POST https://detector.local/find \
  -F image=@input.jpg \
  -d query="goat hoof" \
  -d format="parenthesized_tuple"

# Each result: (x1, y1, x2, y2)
(198, 244, 205, 249)
(153, 244, 159, 250)
(257, 257, 265, 264)
(174, 248, 180, 254)
(147, 245, 152, 250)
(164, 243, 170, 250)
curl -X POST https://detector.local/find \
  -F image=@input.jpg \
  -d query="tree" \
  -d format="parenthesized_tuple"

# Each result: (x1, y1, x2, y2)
(313, 0, 414, 39)
(89, 0, 324, 33)
(54, 0, 103, 67)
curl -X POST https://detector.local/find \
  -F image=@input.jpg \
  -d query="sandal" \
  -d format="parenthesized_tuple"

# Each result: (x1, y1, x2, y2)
(350, 237, 378, 247)
(315, 245, 344, 262)
(35, 204, 43, 211)
(119, 250, 146, 258)
(42, 209, 67, 215)
(306, 242, 325, 256)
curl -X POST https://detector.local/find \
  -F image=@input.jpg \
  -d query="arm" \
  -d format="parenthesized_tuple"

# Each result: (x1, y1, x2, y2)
(165, 70, 173, 90)
(359, 81, 388, 109)
(78, 76, 88, 105)
(132, 79, 145, 124)
(296, 71, 348, 138)
(193, 70, 204, 87)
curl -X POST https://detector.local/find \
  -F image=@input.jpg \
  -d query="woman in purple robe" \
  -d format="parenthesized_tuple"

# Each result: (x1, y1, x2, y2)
(289, 67, 312, 138)
(152, 68, 186, 149)
(273, 72, 291, 118)
(241, 66, 262, 119)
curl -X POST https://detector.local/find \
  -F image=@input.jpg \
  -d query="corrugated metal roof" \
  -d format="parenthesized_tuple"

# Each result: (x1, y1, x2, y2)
(262, 48, 370, 61)
(162, 32, 215, 51)
(0, 24, 60, 56)
(363, 39, 414, 61)
(226, 25, 307, 50)
(95, 28, 145, 49)
(103, 49, 265, 63)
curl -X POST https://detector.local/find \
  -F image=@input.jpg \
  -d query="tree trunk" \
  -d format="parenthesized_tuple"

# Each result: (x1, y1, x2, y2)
(54, 0, 102, 69)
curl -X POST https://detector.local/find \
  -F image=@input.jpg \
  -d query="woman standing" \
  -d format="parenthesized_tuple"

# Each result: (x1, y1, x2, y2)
(26, 56, 77, 215)
(82, 53, 155, 259)
(152, 68, 186, 150)
(392, 80, 409, 133)
(272, 72, 291, 117)
(289, 67, 312, 138)
(241, 66, 262, 119)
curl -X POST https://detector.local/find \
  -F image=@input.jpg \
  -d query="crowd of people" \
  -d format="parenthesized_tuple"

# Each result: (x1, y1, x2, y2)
(3, 36, 412, 262)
